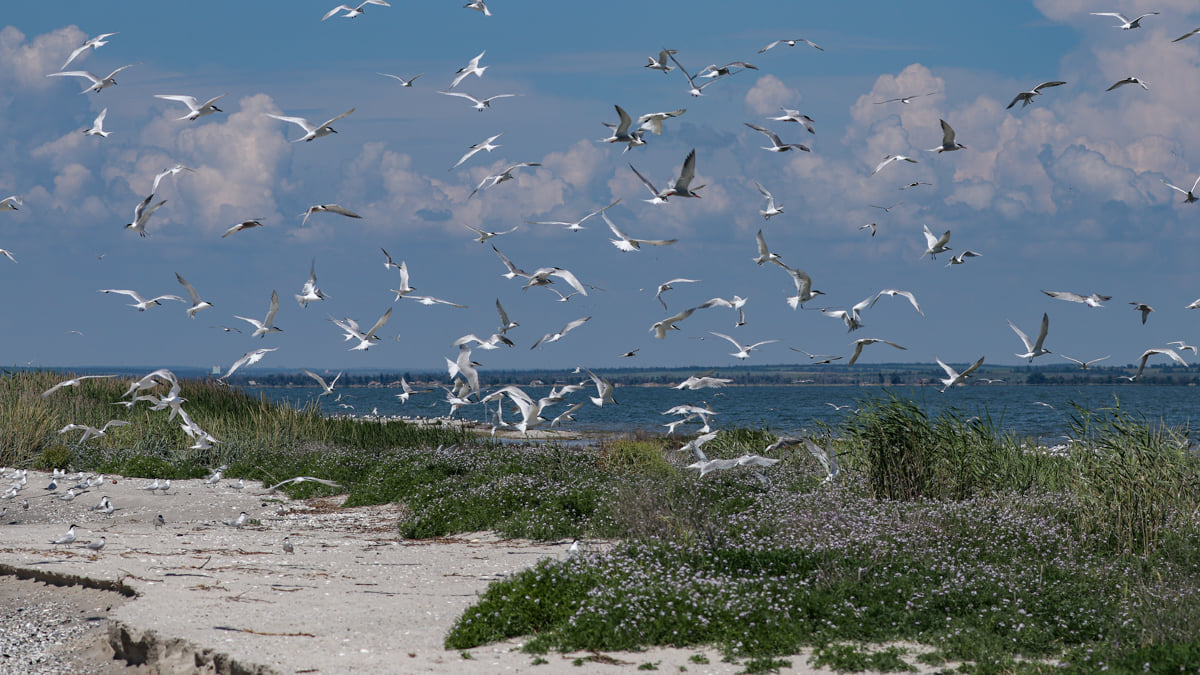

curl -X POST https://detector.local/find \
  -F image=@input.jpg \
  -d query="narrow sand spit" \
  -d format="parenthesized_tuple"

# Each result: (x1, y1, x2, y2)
(1, 470, 932, 674)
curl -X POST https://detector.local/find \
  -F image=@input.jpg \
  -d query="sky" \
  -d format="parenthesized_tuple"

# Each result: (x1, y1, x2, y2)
(2, 0, 1200, 377)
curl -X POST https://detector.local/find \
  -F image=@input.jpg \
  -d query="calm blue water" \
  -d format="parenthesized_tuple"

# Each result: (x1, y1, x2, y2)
(244, 384, 1200, 441)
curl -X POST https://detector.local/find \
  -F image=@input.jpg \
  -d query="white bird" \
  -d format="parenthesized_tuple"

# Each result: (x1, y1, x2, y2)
(219, 348, 278, 381)
(468, 162, 541, 198)
(154, 93, 226, 121)
(523, 266, 588, 297)
(236, 290, 283, 338)
(870, 289, 924, 317)
(226, 511, 248, 528)
(62, 32, 118, 70)
(262, 476, 344, 492)
(645, 49, 677, 73)
(768, 108, 815, 133)
(404, 294, 468, 308)
(635, 109, 686, 136)
(395, 377, 429, 404)
(222, 218, 265, 238)
(50, 524, 78, 547)
(801, 438, 840, 483)
(451, 133, 503, 170)
(282, 537, 295, 554)
(1006, 81, 1066, 109)
(872, 154, 919, 176)
(139, 479, 161, 493)
(754, 181, 784, 219)
(465, 224, 518, 243)
(151, 164, 194, 194)
(936, 356, 985, 392)
(709, 332, 777, 360)
(753, 229, 783, 266)
(599, 104, 645, 152)
(945, 251, 983, 267)
(1090, 11, 1158, 29)
(603, 212, 676, 252)
(1009, 313, 1052, 361)
(302, 370, 342, 397)
(744, 123, 810, 153)
(651, 305, 700, 339)
(698, 61, 758, 79)
(59, 420, 130, 443)
(41, 374, 116, 398)
(464, 0, 491, 16)
(583, 368, 617, 407)
(875, 92, 936, 105)
(438, 90, 516, 111)
(495, 298, 518, 335)
(452, 332, 513, 350)
(1162, 175, 1200, 204)
(531, 316, 591, 350)
(203, 470, 223, 486)
(1106, 77, 1148, 92)
(848, 338, 906, 365)
(1130, 302, 1154, 324)
(377, 72, 422, 87)
(83, 537, 106, 552)
(322, 0, 390, 20)
(295, 259, 328, 307)
(47, 64, 138, 94)
(1168, 340, 1199, 355)
(1060, 354, 1110, 370)
(491, 245, 530, 280)
(83, 108, 110, 137)
(175, 273, 214, 318)
(332, 308, 392, 351)
(268, 108, 355, 142)
(1042, 290, 1110, 307)
(99, 288, 184, 311)
(526, 200, 618, 232)
(1134, 348, 1188, 379)
(928, 119, 967, 153)
(758, 38, 823, 53)
(0, 196, 22, 211)
(922, 224, 952, 259)
(655, 278, 700, 310)
(301, 203, 361, 227)
(449, 51, 488, 89)
(124, 193, 167, 237)
(780, 263, 824, 309)
(59, 488, 78, 502)
(674, 370, 733, 390)
(822, 301, 868, 332)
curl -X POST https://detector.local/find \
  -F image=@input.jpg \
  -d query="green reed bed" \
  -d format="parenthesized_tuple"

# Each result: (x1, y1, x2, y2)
(447, 394, 1200, 673)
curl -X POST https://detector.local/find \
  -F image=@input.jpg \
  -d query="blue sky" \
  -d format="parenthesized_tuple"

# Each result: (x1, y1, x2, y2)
(2, 1, 1199, 376)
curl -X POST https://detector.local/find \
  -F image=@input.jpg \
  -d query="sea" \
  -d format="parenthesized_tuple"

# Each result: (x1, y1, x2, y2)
(244, 383, 1200, 442)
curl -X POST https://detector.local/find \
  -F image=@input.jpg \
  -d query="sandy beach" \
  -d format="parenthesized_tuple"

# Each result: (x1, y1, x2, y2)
(0, 469, 917, 674)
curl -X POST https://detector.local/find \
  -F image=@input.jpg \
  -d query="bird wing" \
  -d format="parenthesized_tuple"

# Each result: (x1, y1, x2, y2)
(154, 94, 200, 110)
(264, 290, 280, 326)
(363, 307, 393, 339)
(438, 90, 482, 105)
(628, 163, 661, 197)
(613, 104, 633, 135)
(268, 114, 317, 133)
(1033, 81, 1066, 92)
(175, 273, 202, 304)
(1032, 313, 1050, 350)
(675, 148, 697, 188)
(323, 204, 361, 218)
(100, 288, 144, 303)
(939, 119, 956, 145)
(48, 70, 101, 84)
(709, 331, 743, 350)
(319, 108, 355, 129)
(549, 268, 588, 296)
(744, 122, 782, 146)
(1008, 319, 1035, 352)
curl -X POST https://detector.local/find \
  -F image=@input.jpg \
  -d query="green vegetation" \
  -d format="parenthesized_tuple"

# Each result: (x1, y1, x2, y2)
(6, 371, 1199, 673)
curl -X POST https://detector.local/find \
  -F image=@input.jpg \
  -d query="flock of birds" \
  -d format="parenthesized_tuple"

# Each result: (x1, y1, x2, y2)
(7, 5, 1200, 482)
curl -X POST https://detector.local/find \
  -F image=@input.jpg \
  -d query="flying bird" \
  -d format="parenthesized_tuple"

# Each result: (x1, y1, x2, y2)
(645, 49, 677, 74)
(697, 62, 758, 79)
(151, 164, 194, 193)
(945, 250, 982, 267)
(929, 119, 966, 153)
(450, 132, 502, 170)
(322, 0, 390, 20)
(268, 108, 355, 142)
(599, 104, 646, 152)
(1009, 313, 1052, 361)
(61, 32, 118, 70)
(871, 154, 919, 176)
(0, 196, 21, 211)
(464, 224, 518, 243)
(754, 181, 784, 219)
(154, 93, 227, 120)
(874, 92, 936, 104)
(1090, 11, 1158, 29)
(525, 200, 618, 232)
(438, 90, 517, 111)
(235, 290, 283, 337)
(468, 162, 541, 198)
(1006, 81, 1066, 109)
(175, 273, 214, 318)
(222, 219, 265, 238)
(921, 224, 952, 259)
(1172, 27, 1200, 42)
(848, 338, 906, 365)
(295, 259, 328, 307)
(870, 289, 924, 316)
(758, 38, 823, 53)
(936, 356, 985, 392)
(47, 63, 138, 93)
(709, 332, 778, 360)
(464, 0, 492, 16)
(1130, 302, 1154, 324)
(1042, 290, 1110, 307)
(1133, 348, 1187, 379)
(603, 212, 676, 251)
(530, 316, 591, 349)
(98, 288, 184, 311)
(768, 108, 815, 133)
(1106, 77, 1148, 92)
(124, 193, 167, 237)
(1060, 354, 1110, 370)
(449, 51, 488, 89)
(744, 123, 810, 152)
(83, 108, 110, 137)
(1162, 175, 1200, 203)
(301, 203, 361, 226)
(219, 348, 278, 381)
(59, 420, 130, 443)
(377, 72, 422, 87)
(41, 374, 116, 398)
